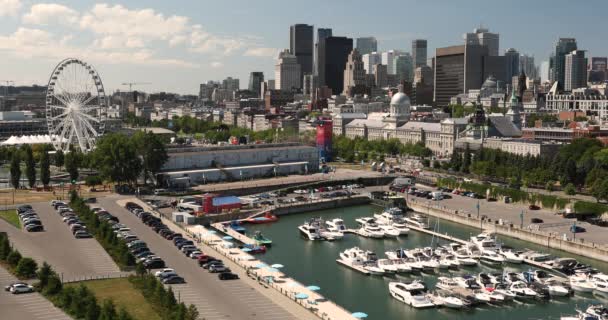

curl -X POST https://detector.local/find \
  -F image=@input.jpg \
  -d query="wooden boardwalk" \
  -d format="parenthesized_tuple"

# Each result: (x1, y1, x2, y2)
(211, 222, 256, 245)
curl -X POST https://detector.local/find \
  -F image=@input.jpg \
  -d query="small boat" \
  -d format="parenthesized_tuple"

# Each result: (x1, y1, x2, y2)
(356, 218, 385, 238)
(403, 214, 430, 229)
(544, 279, 572, 297)
(338, 247, 385, 275)
(252, 231, 272, 247)
(239, 244, 266, 254)
(500, 248, 524, 264)
(377, 259, 398, 274)
(435, 276, 460, 291)
(454, 275, 482, 290)
(434, 293, 467, 309)
(298, 219, 322, 240)
(509, 281, 538, 300)
(244, 212, 279, 224)
(570, 276, 597, 293)
(378, 224, 400, 237)
(490, 283, 517, 300)
(479, 250, 505, 266)
(225, 220, 246, 234)
(388, 281, 436, 308)
(326, 218, 347, 233)
(586, 304, 608, 320)
(589, 274, 608, 297)
(470, 233, 499, 251)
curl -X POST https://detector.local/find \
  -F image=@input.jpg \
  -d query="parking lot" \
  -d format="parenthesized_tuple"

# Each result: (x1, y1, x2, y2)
(0, 267, 70, 320)
(98, 196, 303, 320)
(0, 202, 121, 280)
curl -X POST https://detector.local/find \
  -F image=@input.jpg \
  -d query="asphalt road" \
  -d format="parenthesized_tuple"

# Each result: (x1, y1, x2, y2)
(0, 202, 121, 280)
(0, 267, 70, 320)
(97, 196, 301, 320)
(413, 184, 608, 245)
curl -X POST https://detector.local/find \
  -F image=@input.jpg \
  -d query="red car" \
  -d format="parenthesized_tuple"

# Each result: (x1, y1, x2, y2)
(529, 204, 540, 210)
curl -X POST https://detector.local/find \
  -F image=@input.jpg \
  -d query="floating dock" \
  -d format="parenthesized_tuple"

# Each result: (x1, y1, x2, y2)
(336, 259, 371, 275)
(211, 222, 256, 245)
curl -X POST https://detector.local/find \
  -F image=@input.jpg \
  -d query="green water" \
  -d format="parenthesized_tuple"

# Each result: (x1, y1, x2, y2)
(237, 205, 608, 320)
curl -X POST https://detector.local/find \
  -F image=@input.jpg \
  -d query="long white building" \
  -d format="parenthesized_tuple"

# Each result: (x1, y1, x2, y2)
(544, 90, 608, 125)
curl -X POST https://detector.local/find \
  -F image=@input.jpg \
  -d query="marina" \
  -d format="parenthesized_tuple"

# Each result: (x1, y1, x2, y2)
(227, 204, 608, 320)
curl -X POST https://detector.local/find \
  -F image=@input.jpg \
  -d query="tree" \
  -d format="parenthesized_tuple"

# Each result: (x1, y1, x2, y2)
(44, 274, 63, 295)
(85, 175, 103, 187)
(564, 183, 576, 196)
(40, 150, 51, 187)
(91, 134, 142, 185)
(133, 131, 168, 184)
(135, 262, 146, 277)
(84, 295, 100, 320)
(185, 304, 200, 320)
(15, 257, 38, 278)
(54, 149, 64, 168)
(6, 250, 22, 267)
(23, 145, 36, 188)
(37, 262, 53, 289)
(10, 152, 21, 189)
(592, 179, 608, 203)
(0, 235, 11, 260)
(545, 181, 555, 192)
(65, 152, 79, 182)
(99, 299, 118, 320)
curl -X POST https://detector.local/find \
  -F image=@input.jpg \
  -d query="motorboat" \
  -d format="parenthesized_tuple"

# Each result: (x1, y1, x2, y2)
(377, 259, 398, 274)
(479, 250, 505, 266)
(590, 274, 608, 297)
(243, 212, 278, 224)
(239, 244, 266, 254)
(298, 219, 322, 240)
(509, 281, 538, 299)
(391, 218, 410, 235)
(435, 277, 460, 291)
(392, 259, 412, 273)
(490, 283, 517, 300)
(528, 282, 551, 301)
(357, 219, 385, 238)
(544, 279, 571, 297)
(388, 281, 436, 308)
(374, 207, 404, 225)
(386, 249, 408, 260)
(484, 290, 506, 303)
(436, 294, 467, 309)
(326, 218, 347, 233)
(470, 233, 498, 251)
(454, 275, 482, 290)
(500, 248, 524, 264)
(338, 247, 385, 275)
(378, 224, 401, 237)
(439, 255, 461, 269)
(225, 220, 246, 234)
(406, 249, 439, 272)
(252, 231, 272, 247)
(477, 273, 497, 288)
(473, 291, 493, 304)
(585, 305, 608, 320)
(570, 276, 597, 293)
(403, 213, 430, 229)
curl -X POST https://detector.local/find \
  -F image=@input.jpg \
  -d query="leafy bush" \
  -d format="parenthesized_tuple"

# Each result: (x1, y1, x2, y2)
(15, 257, 38, 279)
(573, 201, 608, 215)
(129, 274, 198, 320)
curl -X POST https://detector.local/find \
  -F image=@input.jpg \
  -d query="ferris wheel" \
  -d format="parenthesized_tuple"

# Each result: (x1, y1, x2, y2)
(45, 58, 107, 153)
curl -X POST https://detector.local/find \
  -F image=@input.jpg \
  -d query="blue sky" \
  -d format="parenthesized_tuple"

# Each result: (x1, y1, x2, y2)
(0, 0, 605, 94)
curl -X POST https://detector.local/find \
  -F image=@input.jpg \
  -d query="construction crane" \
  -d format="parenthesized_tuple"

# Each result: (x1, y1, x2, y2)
(121, 82, 151, 91)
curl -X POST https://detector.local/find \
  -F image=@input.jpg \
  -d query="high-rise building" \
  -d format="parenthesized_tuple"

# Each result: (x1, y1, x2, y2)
(314, 28, 332, 76)
(290, 24, 314, 76)
(589, 57, 608, 82)
(222, 77, 240, 92)
(412, 39, 428, 67)
(317, 36, 353, 94)
(505, 48, 520, 82)
(382, 50, 400, 74)
(519, 54, 537, 80)
(550, 38, 577, 88)
(540, 61, 550, 83)
(395, 53, 413, 82)
(275, 49, 302, 90)
(362, 52, 381, 75)
(373, 64, 388, 88)
(343, 49, 367, 96)
(199, 81, 219, 101)
(415, 65, 434, 86)
(356, 37, 377, 55)
(248, 72, 264, 95)
(464, 27, 499, 56)
(564, 50, 587, 91)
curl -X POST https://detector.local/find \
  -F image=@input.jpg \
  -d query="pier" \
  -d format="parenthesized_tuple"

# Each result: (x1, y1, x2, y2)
(211, 222, 256, 245)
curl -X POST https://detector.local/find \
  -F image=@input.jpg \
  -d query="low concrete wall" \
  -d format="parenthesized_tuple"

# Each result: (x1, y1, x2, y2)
(409, 200, 608, 263)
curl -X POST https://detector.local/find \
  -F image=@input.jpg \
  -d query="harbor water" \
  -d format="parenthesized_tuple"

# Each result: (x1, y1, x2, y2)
(242, 205, 608, 320)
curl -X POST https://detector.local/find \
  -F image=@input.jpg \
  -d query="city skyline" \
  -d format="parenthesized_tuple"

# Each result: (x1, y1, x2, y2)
(0, 0, 606, 94)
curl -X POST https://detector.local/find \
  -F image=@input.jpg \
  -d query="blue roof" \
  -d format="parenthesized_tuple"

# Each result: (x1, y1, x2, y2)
(212, 196, 241, 206)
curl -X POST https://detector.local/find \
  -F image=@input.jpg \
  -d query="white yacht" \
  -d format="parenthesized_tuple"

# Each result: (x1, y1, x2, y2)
(435, 276, 460, 291)
(403, 213, 430, 229)
(374, 207, 404, 224)
(479, 250, 505, 266)
(590, 274, 608, 296)
(470, 233, 499, 251)
(378, 224, 400, 237)
(326, 218, 347, 233)
(337, 247, 385, 275)
(388, 281, 436, 308)
(490, 283, 517, 300)
(509, 281, 538, 299)
(454, 276, 482, 290)
(356, 218, 385, 238)
(298, 219, 322, 240)
(448, 243, 479, 266)
(385, 248, 409, 260)
(544, 279, 571, 297)
(439, 255, 461, 268)
(570, 276, 597, 293)
(377, 259, 399, 274)
(391, 218, 410, 235)
(437, 295, 467, 309)
(392, 259, 413, 273)
(499, 248, 524, 264)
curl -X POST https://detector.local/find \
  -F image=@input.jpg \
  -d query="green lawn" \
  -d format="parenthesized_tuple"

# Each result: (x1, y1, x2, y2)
(0, 209, 20, 228)
(66, 278, 162, 320)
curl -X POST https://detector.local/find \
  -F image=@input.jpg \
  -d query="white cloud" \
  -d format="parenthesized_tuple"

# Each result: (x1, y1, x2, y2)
(210, 61, 223, 68)
(94, 35, 145, 49)
(244, 47, 278, 58)
(22, 3, 79, 25)
(80, 4, 189, 40)
(0, 0, 22, 17)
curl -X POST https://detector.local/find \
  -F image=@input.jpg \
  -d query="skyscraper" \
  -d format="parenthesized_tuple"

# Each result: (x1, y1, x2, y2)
(362, 52, 381, 75)
(412, 39, 428, 67)
(519, 54, 537, 80)
(382, 50, 403, 75)
(248, 72, 264, 95)
(564, 50, 587, 91)
(395, 53, 413, 82)
(275, 49, 302, 90)
(317, 36, 353, 94)
(343, 49, 367, 95)
(314, 28, 332, 76)
(464, 27, 499, 56)
(550, 38, 577, 88)
(222, 77, 240, 92)
(356, 37, 377, 55)
(290, 24, 314, 76)
(589, 57, 608, 82)
(505, 48, 520, 82)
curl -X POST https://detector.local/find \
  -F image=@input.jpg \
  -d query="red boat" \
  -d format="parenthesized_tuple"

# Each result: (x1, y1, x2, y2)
(243, 212, 278, 224)
(240, 244, 267, 254)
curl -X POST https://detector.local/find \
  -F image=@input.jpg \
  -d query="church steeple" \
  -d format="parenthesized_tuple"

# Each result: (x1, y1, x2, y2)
(507, 89, 522, 129)
(517, 70, 527, 103)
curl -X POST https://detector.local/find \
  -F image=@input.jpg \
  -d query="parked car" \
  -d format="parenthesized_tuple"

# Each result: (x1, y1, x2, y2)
(529, 204, 541, 210)
(4, 282, 28, 292)
(74, 230, 92, 238)
(155, 268, 175, 277)
(162, 275, 185, 284)
(208, 264, 230, 273)
(8, 283, 34, 294)
(25, 225, 44, 232)
(570, 225, 586, 233)
(201, 260, 223, 269)
(143, 258, 165, 269)
(530, 218, 544, 224)
(218, 272, 239, 280)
